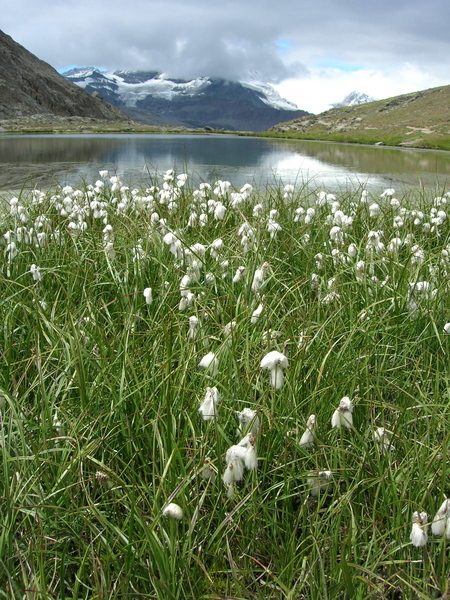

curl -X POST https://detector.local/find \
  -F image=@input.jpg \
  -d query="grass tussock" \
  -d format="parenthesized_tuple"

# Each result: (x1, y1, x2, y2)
(1, 172, 450, 598)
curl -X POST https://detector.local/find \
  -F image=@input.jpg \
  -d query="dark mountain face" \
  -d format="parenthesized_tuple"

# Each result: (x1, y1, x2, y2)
(64, 69, 310, 132)
(134, 79, 305, 131)
(0, 30, 130, 122)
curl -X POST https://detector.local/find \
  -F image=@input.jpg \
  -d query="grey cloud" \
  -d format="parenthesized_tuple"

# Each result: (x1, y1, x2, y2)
(3, 0, 450, 82)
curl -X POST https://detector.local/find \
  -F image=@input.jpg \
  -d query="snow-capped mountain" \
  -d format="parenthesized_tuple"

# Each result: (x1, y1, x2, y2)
(63, 68, 309, 131)
(330, 91, 375, 109)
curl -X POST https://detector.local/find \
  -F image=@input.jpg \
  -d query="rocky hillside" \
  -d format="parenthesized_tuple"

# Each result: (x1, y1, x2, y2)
(0, 30, 131, 124)
(64, 68, 310, 132)
(267, 85, 450, 150)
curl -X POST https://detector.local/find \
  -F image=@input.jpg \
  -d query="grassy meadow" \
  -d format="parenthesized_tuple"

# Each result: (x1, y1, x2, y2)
(2, 171, 450, 599)
(264, 85, 450, 151)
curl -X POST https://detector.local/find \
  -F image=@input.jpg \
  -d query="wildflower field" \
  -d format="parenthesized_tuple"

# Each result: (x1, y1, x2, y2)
(2, 170, 450, 599)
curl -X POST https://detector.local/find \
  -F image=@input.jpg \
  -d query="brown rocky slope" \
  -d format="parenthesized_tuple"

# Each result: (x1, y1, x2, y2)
(0, 29, 131, 124)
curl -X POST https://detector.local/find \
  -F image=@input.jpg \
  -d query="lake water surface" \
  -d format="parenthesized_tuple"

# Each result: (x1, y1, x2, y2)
(1, 133, 450, 193)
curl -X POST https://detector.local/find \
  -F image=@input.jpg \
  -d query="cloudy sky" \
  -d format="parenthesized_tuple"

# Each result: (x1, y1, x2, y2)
(3, 0, 450, 113)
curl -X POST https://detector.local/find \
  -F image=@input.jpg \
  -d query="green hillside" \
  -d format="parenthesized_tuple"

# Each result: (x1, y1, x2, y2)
(265, 85, 450, 150)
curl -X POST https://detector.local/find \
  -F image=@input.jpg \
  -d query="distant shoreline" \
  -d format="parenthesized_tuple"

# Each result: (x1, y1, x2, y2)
(1, 117, 450, 152)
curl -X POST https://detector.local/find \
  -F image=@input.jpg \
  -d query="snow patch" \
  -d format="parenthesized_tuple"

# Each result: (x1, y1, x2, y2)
(242, 82, 299, 111)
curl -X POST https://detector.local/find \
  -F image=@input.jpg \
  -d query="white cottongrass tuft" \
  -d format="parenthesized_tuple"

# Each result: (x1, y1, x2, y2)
(30, 264, 42, 281)
(239, 433, 258, 471)
(443, 323, 450, 334)
(222, 434, 258, 497)
(431, 498, 450, 537)
(374, 427, 394, 453)
(222, 320, 237, 337)
(199, 386, 220, 420)
(162, 503, 183, 520)
(299, 415, 316, 448)
(198, 352, 219, 376)
(251, 262, 271, 293)
(237, 408, 260, 435)
(222, 445, 248, 490)
(188, 315, 200, 339)
(329, 226, 344, 244)
(307, 470, 332, 497)
(232, 266, 246, 283)
(331, 396, 353, 429)
(251, 302, 265, 324)
(260, 350, 289, 389)
(200, 458, 216, 483)
(369, 203, 380, 217)
(53, 410, 62, 437)
(143, 287, 153, 305)
(410, 511, 428, 547)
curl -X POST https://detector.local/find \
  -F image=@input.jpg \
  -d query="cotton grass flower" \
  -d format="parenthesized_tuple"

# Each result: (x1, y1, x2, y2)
(431, 498, 450, 537)
(251, 262, 271, 293)
(331, 396, 353, 429)
(210, 238, 224, 259)
(199, 386, 220, 420)
(329, 226, 344, 244)
(299, 415, 316, 448)
(260, 350, 289, 389)
(5, 242, 18, 262)
(232, 266, 246, 283)
(374, 427, 394, 453)
(410, 511, 428, 547)
(223, 435, 258, 497)
(251, 302, 265, 324)
(239, 433, 258, 471)
(188, 315, 200, 339)
(237, 408, 260, 435)
(222, 444, 248, 495)
(162, 503, 183, 520)
(222, 320, 236, 337)
(53, 410, 62, 437)
(267, 218, 282, 238)
(179, 292, 195, 311)
(369, 203, 380, 217)
(198, 352, 219, 376)
(307, 470, 332, 497)
(200, 458, 216, 483)
(143, 287, 153, 305)
(30, 264, 42, 281)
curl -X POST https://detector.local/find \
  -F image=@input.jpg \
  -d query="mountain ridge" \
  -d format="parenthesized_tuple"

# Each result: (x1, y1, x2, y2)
(0, 30, 131, 124)
(63, 68, 310, 132)
(330, 91, 375, 108)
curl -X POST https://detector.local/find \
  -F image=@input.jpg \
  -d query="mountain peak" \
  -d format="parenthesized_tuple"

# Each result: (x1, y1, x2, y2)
(330, 91, 374, 109)
(63, 69, 310, 131)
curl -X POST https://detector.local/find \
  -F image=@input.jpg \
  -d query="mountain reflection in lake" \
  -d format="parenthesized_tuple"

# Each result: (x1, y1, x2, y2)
(0, 134, 449, 192)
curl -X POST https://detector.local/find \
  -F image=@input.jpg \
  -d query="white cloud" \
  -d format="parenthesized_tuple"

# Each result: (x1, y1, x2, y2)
(3, 0, 450, 114)
(274, 64, 449, 114)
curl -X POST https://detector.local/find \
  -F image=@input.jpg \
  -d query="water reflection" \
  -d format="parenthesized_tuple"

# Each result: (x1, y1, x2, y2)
(0, 133, 449, 192)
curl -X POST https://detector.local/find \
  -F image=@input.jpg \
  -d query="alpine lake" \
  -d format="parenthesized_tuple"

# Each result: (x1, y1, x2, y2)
(1, 133, 450, 193)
